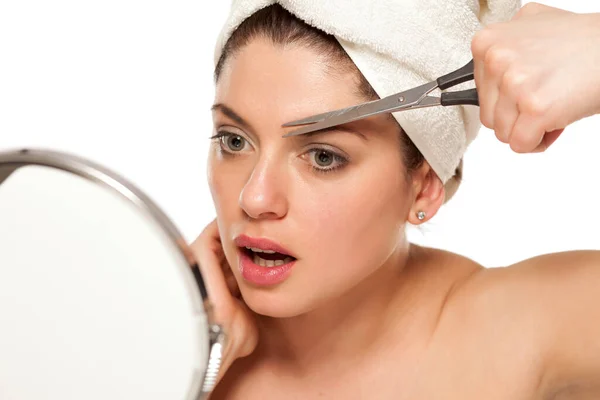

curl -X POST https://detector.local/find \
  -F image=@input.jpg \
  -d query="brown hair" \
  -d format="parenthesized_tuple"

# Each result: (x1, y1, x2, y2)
(214, 4, 426, 176)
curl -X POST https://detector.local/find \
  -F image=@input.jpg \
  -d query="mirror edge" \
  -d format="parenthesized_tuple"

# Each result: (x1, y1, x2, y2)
(0, 148, 224, 399)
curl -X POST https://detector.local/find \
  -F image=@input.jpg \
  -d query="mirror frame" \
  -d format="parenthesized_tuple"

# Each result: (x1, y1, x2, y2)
(0, 148, 224, 399)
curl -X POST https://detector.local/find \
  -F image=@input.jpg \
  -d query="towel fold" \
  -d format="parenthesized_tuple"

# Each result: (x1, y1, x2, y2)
(214, 0, 521, 200)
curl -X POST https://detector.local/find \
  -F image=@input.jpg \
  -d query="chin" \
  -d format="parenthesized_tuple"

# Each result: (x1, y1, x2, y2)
(240, 286, 314, 318)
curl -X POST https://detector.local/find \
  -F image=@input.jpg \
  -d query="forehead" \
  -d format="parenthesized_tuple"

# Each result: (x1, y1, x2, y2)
(215, 38, 364, 122)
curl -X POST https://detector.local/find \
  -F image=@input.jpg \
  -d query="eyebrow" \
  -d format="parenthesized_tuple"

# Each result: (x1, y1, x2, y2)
(297, 125, 368, 141)
(211, 103, 368, 141)
(211, 103, 254, 132)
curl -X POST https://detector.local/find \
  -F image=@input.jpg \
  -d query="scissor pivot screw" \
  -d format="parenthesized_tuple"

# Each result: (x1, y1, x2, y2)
(398, 96, 405, 103)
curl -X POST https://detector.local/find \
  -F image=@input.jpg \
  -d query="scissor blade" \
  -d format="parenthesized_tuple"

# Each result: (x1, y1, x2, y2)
(281, 113, 363, 137)
(281, 98, 383, 127)
(282, 81, 438, 137)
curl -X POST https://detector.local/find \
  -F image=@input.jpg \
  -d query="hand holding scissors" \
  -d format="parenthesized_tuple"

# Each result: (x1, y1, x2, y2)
(284, 3, 600, 154)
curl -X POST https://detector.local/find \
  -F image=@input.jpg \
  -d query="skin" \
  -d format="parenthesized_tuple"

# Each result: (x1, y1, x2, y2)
(192, 3, 600, 399)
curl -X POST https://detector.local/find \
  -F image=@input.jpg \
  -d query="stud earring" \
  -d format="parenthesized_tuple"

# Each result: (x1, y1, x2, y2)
(417, 211, 426, 221)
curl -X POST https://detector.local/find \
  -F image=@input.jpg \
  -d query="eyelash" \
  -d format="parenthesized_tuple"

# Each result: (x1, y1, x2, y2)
(210, 131, 349, 174)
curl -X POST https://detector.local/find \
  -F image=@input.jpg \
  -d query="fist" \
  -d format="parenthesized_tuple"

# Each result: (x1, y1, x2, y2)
(471, 3, 600, 153)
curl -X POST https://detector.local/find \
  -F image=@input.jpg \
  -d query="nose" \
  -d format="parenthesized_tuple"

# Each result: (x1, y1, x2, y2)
(239, 157, 288, 220)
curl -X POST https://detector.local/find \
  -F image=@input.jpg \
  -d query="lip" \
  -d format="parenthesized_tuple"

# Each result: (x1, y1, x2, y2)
(234, 235, 296, 258)
(234, 234, 297, 286)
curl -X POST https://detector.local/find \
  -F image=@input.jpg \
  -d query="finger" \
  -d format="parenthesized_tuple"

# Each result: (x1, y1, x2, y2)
(229, 281, 241, 299)
(232, 299, 258, 358)
(509, 113, 546, 153)
(473, 58, 491, 127)
(495, 66, 529, 142)
(471, 30, 499, 129)
(493, 85, 519, 143)
(480, 46, 515, 129)
(222, 260, 241, 298)
(226, 273, 240, 298)
(531, 128, 564, 153)
(190, 221, 233, 316)
(471, 27, 494, 61)
(217, 244, 239, 296)
(473, 58, 485, 101)
(479, 64, 499, 129)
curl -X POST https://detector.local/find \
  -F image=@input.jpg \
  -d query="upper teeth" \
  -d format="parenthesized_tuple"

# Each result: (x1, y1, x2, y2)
(246, 247, 276, 254)
(253, 255, 292, 268)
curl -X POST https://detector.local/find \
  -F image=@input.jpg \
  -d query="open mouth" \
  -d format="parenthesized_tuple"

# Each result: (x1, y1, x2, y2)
(242, 246, 296, 268)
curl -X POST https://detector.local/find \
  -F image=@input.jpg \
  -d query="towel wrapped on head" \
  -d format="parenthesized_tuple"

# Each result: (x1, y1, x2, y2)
(214, 0, 521, 201)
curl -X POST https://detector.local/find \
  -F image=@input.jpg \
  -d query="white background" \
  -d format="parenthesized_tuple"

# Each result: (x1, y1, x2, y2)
(1, 0, 598, 267)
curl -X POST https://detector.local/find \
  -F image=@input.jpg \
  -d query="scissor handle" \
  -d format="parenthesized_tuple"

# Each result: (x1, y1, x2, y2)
(437, 59, 475, 90)
(440, 88, 479, 106)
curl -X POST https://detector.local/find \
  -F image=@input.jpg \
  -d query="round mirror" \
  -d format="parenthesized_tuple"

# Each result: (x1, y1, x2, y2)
(0, 149, 223, 400)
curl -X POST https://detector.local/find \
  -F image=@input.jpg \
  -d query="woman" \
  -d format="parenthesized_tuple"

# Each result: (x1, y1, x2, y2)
(193, 2, 600, 398)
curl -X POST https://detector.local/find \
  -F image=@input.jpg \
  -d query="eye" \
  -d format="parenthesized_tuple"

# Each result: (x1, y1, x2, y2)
(304, 148, 348, 174)
(225, 134, 246, 151)
(314, 150, 334, 167)
(210, 131, 252, 154)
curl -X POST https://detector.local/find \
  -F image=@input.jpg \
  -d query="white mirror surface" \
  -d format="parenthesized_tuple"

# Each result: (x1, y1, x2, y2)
(0, 164, 209, 400)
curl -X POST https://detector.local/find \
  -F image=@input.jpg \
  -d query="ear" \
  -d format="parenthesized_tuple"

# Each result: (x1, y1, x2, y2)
(407, 162, 445, 225)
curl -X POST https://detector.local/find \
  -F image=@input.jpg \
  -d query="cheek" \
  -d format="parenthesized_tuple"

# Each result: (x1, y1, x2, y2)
(296, 163, 409, 274)
(207, 150, 245, 218)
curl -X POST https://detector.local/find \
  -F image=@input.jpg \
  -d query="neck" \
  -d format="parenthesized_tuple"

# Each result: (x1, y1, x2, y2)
(254, 241, 443, 373)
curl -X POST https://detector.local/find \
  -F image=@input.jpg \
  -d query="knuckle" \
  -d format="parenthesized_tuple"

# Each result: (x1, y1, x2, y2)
(518, 92, 548, 117)
(500, 69, 526, 96)
(199, 220, 219, 242)
(194, 234, 212, 253)
(471, 28, 495, 58)
(197, 229, 211, 244)
(484, 46, 513, 76)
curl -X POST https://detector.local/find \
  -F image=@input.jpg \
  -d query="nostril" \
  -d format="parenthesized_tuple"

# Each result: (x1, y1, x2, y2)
(257, 211, 280, 219)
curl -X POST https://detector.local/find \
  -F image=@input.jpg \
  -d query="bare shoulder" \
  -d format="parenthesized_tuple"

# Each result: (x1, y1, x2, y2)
(437, 249, 600, 397)
(443, 249, 600, 324)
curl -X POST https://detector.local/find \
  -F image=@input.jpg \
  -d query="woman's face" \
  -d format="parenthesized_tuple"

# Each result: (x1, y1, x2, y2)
(208, 38, 415, 317)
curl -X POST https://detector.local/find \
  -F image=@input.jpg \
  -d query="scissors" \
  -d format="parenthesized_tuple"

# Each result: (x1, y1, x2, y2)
(282, 58, 478, 137)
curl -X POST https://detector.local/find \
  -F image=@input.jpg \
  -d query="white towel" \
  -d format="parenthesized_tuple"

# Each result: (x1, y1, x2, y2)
(214, 0, 521, 199)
